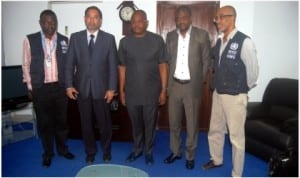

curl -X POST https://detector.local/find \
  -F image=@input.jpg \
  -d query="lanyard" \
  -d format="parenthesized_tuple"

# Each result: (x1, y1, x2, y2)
(41, 32, 57, 61)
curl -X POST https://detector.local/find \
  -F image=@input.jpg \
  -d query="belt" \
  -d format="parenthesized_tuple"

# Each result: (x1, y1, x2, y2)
(44, 82, 59, 86)
(173, 77, 190, 84)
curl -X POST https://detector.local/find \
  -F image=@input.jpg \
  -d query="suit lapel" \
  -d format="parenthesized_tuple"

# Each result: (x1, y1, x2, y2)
(92, 30, 104, 59)
(188, 27, 195, 69)
(82, 29, 103, 59)
(171, 33, 179, 76)
(80, 30, 90, 57)
(173, 33, 179, 61)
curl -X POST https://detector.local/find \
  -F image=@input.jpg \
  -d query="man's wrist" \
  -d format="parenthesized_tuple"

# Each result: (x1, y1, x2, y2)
(161, 88, 167, 92)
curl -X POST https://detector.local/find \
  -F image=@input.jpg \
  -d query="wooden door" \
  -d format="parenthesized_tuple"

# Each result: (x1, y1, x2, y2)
(156, 1, 219, 131)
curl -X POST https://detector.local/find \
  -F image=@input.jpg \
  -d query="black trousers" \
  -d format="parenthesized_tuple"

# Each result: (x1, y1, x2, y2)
(32, 83, 69, 159)
(77, 96, 112, 157)
(126, 104, 158, 155)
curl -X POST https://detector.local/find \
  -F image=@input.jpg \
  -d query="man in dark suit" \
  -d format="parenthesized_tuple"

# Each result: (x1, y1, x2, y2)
(65, 6, 118, 164)
(22, 9, 74, 168)
(163, 5, 211, 169)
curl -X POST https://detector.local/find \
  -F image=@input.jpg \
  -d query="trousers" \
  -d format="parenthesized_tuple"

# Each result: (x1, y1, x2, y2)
(208, 90, 247, 177)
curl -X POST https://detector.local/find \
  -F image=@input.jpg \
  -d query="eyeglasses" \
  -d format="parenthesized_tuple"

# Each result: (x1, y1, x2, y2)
(214, 14, 234, 22)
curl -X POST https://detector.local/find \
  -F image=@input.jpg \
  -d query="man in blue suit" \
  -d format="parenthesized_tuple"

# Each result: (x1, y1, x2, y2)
(65, 6, 118, 164)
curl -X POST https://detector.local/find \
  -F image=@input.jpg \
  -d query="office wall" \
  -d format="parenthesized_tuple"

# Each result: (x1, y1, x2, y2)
(221, 1, 298, 101)
(2, 1, 48, 66)
(49, 1, 156, 46)
(2, 1, 298, 101)
(253, 1, 298, 101)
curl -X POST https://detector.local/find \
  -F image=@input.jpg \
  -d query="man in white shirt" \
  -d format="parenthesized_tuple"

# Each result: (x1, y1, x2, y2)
(163, 5, 211, 170)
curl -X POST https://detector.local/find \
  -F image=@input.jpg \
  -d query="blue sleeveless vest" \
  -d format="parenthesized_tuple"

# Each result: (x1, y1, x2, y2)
(27, 32, 68, 88)
(212, 31, 249, 95)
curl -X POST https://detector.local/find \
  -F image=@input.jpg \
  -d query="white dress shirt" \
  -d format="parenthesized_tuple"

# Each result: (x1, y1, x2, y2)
(174, 26, 192, 80)
(87, 30, 99, 44)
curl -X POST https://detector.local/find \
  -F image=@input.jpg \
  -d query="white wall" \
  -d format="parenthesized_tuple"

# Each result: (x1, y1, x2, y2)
(2, 1, 48, 66)
(2, 1, 298, 102)
(252, 1, 298, 101)
(221, 1, 298, 101)
(49, 1, 156, 47)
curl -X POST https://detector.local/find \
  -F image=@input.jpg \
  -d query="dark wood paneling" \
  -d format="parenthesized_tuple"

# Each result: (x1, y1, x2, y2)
(157, 1, 219, 46)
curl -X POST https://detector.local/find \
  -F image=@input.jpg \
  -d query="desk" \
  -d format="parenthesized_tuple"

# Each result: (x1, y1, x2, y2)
(76, 164, 149, 177)
(2, 102, 37, 145)
(2, 112, 14, 144)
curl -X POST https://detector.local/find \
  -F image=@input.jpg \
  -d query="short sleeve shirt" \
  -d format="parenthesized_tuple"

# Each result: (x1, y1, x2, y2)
(118, 31, 168, 105)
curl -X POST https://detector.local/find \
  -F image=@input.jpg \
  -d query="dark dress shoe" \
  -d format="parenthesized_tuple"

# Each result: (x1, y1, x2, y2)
(86, 155, 95, 164)
(42, 157, 52, 168)
(103, 154, 112, 163)
(186, 160, 195, 169)
(126, 152, 142, 162)
(164, 153, 181, 164)
(145, 154, 154, 166)
(60, 152, 75, 160)
(202, 160, 222, 170)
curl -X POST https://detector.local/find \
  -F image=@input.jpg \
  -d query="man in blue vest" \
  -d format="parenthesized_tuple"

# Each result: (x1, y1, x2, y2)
(202, 5, 259, 177)
(22, 9, 74, 168)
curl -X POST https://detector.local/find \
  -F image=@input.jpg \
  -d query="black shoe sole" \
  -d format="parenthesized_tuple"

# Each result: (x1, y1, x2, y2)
(42, 159, 51, 168)
(164, 156, 182, 164)
(126, 153, 142, 162)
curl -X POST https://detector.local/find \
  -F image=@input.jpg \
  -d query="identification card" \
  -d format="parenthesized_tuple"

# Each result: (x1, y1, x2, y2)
(46, 55, 52, 67)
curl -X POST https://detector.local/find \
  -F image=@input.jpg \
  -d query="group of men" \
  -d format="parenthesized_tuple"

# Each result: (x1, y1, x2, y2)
(22, 4, 258, 177)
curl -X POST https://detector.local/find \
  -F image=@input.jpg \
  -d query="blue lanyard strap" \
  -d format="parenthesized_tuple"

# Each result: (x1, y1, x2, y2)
(41, 32, 57, 57)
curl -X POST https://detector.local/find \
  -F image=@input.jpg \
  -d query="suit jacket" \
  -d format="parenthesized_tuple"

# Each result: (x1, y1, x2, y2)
(166, 26, 211, 98)
(65, 30, 118, 99)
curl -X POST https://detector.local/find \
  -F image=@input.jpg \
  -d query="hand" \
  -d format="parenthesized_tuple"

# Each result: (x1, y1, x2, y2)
(28, 90, 33, 100)
(104, 90, 115, 103)
(159, 90, 167, 106)
(66, 87, 78, 100)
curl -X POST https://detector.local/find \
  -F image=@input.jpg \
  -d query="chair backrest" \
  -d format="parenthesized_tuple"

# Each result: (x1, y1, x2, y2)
(262, 78, 298, 111)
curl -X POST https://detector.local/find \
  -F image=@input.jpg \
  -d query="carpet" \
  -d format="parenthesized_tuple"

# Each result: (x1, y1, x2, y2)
(2, 130, 268, 177)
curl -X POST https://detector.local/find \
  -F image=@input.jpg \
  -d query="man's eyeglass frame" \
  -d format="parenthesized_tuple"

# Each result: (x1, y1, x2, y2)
(214, 14, 234, 22)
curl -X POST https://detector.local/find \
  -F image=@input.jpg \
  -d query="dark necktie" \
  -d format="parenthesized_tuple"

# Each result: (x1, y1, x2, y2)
(89, 34, 95, 55)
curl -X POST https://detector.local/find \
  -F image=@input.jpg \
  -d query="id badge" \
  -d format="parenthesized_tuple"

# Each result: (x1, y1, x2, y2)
(46, 56, 52, 67)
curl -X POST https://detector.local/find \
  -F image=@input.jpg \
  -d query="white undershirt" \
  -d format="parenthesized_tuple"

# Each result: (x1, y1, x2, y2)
(87, 30, 99, 44)
(174, 28, 191, 80)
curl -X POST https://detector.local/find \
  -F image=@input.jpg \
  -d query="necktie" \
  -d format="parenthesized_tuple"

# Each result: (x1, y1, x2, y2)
(89, 34, 95, 55)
